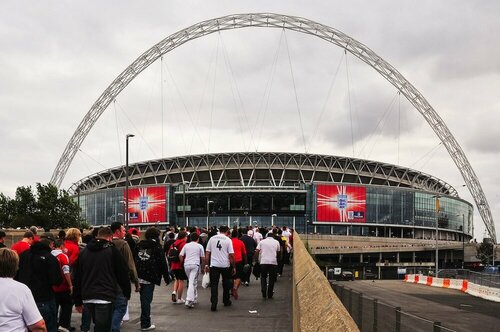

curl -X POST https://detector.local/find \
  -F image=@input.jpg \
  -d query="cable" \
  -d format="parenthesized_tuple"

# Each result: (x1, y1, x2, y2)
(345, 50, 355, 157)
(113, 100, 122, 165)
(208, 34, 221, 153)
(284, 30, 307, 153)
(307, 51, 346, 153)
(161, 56, 164, 157)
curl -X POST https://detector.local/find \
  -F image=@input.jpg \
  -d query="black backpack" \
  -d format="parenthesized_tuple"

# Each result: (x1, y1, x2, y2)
(167, 243, 180, 262)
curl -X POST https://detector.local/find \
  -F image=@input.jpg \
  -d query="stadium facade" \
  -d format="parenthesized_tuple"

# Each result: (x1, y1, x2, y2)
(71, 152, 472, 243)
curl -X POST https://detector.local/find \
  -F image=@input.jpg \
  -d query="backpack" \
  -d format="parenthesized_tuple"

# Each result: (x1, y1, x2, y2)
(167, 243, 180, 262)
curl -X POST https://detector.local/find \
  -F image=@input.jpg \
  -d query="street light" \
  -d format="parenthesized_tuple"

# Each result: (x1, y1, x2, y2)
(432, 195, 441, 276)
(207, 199, 214, 229)
(457, 214, 465, 269)
(125, 134, 135, 228)
(271, 214, 277, 227)
(182, 181, 189, 227)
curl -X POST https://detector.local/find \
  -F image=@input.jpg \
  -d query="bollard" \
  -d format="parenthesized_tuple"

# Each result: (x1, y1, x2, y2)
(395, 306, 401, 332)
(434, 322, 441, 332)
(373, 299, 378, 332)
(358, 292, 363, 330)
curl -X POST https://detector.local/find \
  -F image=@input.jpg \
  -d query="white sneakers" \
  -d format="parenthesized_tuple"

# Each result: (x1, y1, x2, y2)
(141, 324, 156, 331)
(176, 298, 185, 304)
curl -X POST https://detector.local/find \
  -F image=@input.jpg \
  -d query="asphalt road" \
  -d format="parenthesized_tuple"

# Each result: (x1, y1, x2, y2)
(332, 280, 500, 332)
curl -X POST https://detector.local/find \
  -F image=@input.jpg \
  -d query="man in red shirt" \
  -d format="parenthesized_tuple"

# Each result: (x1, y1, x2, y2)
(52, 239, 73, 332)
(230, 229, 247, 300)
(11, 231, 34, 256)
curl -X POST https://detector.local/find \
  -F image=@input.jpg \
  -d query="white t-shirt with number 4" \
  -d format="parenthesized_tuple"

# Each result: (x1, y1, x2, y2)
(206, 234, 234, 268)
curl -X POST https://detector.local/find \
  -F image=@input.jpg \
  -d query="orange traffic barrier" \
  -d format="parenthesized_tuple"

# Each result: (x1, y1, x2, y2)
(461, 280, 468, 292)
(426, 276, 433, 286)
(443, 279, 450, 288)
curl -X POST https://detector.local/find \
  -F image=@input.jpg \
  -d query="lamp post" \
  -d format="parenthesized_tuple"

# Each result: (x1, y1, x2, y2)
(432, 195, 441, 276)
(125, 134, 135, 228)
(457, 214, 465, 269)
(271, 214, 277, 227)
(207, 199, 214, 229)
(182, 181, 188, 227)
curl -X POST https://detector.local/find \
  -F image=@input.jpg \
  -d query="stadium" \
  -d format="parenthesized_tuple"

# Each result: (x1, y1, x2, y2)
(54, 14, 494, 277)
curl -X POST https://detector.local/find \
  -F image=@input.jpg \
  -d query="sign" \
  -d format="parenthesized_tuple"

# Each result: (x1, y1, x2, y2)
(316, 184, 366, 223)
(397, 268, 407, 275)
(126, 186, 166, 223)
(334, 267, 341, 275)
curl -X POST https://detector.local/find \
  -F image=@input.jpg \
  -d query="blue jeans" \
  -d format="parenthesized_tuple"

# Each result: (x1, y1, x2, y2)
(111, 293, 128, 332)
(139, 283, 155, 328)
(37, 299, 57, 332)
(81, 304, 91, 332)
(85, 303, 114, 332)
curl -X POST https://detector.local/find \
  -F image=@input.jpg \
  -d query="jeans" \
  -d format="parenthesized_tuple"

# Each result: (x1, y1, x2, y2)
(111, 293, 128, 332)
(139, 283, 155, 329)
(85, 303, 114, 332)
(260, 264, 277, 298)
(242, 254, 254, 284)
(184, 264, 200, 303)
(81, 305, 91, 332)
(55, 290, 73, 329)
(36, 299, 57, 332)
(209, 267, 232, 306)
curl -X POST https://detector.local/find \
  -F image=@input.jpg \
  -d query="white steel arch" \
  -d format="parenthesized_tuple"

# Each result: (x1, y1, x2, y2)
(51, 13, 496, 242)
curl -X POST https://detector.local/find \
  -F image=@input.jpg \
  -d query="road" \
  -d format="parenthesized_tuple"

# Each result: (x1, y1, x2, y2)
(333, 280, 500, 332)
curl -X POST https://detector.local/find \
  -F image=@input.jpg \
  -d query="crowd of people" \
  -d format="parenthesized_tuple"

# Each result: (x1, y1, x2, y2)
(0, 223, 293, 332)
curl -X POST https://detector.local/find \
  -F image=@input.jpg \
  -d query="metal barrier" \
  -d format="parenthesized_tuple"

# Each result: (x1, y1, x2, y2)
(331, 283, 456, 332)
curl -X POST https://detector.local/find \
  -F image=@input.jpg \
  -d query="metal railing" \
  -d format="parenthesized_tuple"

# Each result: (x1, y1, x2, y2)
(331, 283, 456, 332)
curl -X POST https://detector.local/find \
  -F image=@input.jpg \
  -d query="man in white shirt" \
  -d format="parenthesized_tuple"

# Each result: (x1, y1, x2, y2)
(204, 226, 235, 312)
(0, 248, 47, 331)
(180, 233, 205, 309)
(253, 228, 263, 245)
(254, 231, 280, 299)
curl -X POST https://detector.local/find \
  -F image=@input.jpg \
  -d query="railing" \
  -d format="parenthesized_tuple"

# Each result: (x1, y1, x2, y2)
(405, 268, 500, 289)
(331, 283, 456, 332)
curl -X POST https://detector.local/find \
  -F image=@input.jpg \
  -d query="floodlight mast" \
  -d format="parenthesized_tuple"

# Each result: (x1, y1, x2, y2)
(50, 13, 496, 243)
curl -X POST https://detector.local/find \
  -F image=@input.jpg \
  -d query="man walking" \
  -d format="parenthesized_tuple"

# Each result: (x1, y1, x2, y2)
(240, 228, 255, 286)
(179, 232, 205, 308)
(73, 227, 131, 332)
(11, 230, 34, 255)
(204, 225, 235, 311)
(254, 231, 280, 299)
(51, 239, 74, 332)
(16, 233, 62, 332)
(134, 227, 170, 331)
(0, 230, 6, 248)
(110, 222, 139, 332)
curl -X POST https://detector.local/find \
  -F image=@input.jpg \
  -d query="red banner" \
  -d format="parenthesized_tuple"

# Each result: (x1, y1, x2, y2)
(125, 186, 166, 223)
(316, 184, 366, 222)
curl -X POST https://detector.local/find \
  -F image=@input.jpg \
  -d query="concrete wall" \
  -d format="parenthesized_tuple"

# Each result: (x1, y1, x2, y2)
(293, 232, 359, 332)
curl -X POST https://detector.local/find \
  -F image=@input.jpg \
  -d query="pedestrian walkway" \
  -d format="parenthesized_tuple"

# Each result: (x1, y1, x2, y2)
(71, 265, 292, 331)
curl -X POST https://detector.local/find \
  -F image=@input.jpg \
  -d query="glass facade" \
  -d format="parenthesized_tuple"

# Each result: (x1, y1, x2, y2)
(75, 183, 472, 238)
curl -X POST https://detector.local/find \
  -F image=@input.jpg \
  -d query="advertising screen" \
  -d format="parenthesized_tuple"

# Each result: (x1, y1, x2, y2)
(316, 184, 366, 223)
(126, 186, 166, 223)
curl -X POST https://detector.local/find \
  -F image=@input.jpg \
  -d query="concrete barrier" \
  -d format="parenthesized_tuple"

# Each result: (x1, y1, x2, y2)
(293, 232, 359, 332)
(404, 274, 500, 303)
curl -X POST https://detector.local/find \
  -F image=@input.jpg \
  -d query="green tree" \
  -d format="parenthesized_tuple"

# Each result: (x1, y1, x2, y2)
(35, 183, 85, 229)
(477, 241, 494, 265)
(11, 186, 37, 228)
(0, 193, 14, 227)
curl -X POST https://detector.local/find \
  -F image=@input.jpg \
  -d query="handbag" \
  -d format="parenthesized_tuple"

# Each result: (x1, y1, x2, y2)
(202, 271, 210, 288)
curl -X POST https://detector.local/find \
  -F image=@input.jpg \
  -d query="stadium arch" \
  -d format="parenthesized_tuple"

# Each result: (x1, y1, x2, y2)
(50, 13, 496, 242)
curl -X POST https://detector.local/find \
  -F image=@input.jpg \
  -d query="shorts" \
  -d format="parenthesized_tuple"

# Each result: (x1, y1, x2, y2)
(173, 269, 188, 280)
(233, 262, 244, 280)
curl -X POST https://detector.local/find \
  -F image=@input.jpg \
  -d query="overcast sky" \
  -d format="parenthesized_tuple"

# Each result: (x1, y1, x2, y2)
(1, 1, 498, 240)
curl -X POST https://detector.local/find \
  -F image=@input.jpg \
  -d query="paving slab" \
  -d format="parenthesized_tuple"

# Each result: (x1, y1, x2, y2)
(71, 266, 292, 331)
